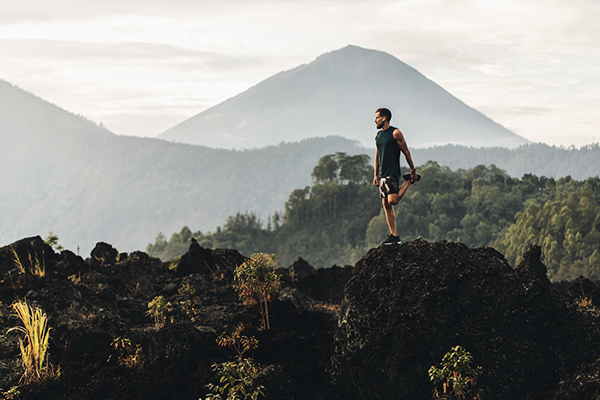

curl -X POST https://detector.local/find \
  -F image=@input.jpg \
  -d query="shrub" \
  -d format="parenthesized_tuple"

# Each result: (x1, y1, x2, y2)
(204, 324, 264, 400)
(233, 253, 281, 330)
(428, 345, 483, 399)
(178, 284, 200, 322)
(44, 231, 63, 252)
(147, 296, 172, 329)
(7, 300, 53, 383)
(109, 337, 145, 368)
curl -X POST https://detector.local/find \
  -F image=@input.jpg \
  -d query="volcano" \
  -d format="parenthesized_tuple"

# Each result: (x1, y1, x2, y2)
(159, 45, 528, 150)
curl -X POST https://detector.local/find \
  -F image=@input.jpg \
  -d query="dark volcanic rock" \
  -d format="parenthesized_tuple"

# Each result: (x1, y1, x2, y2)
(0, 236, 340, 400)
(6, 235, 600, 400)
(531, 357, 600, 400)
(89, 242, 120, 266)
(290, 257, 316, 279)
(175, 238, 247, 278)
(0, 236, 60, 277)
(332, 239, 600, 400)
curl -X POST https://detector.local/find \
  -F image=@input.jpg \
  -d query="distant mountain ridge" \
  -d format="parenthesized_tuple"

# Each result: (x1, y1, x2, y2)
(0, 79, 366, 254)
(1, 71, 596, 258)
(159, 45, 528, 149)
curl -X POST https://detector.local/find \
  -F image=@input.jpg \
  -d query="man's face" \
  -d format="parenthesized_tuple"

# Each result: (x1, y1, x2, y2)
(375, 112, 386, 129)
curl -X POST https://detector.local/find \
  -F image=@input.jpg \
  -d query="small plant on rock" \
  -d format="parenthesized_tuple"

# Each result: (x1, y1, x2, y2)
(29, 252, 45, 277)
(179, 284, 200, 322)
(169, 256, 181, 271)
(204, 324, 264, 400)
(233, 253, 281, 330)
(9, 246, 25, 274)
(288, 266, 297, 282)
(0, 386, 20, 400)
(44, 231, 63, 252)
(7, 300, 53, 383)
(429, 345, 482, 399)
(10, 245, 45, 277)
(147, 296, 172, 329)
(108, 337, 145, 368)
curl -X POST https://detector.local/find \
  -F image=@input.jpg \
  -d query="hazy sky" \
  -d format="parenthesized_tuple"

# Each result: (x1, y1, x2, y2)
(1, 0, 598, 147)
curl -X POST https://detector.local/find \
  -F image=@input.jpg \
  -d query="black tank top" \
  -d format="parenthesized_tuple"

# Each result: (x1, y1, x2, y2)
(375, 126, 401, 178)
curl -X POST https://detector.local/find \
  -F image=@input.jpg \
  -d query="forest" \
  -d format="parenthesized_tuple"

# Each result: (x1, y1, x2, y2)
(147, 153, 600, 282)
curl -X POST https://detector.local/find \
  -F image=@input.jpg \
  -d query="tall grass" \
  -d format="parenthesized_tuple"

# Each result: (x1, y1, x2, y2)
(9, 246, 25, 274)
(7, 300, 52, 383)
(9, 245, 45, 277)
(29, 252, 46, 277)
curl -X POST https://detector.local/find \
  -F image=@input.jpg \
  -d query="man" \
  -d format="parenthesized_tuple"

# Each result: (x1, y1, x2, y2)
(373, 108, 418, 245)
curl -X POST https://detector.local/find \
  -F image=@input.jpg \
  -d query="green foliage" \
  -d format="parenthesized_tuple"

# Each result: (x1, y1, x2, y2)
(148, 156, 600, 282)
(169, 256, 182, 271)
(204, 324, 264, 400)
(146, 296, 173, 329)
(366, 161, 531, 248)
(495, 177, 600, 281)
(233, 253, 281, 330)
(109, 337, 145, 369)
(311, 154, 338, 184)
(7, 300, 53, 383)
(178, 284, 200, 322)
(429, 345, 483, 399)
(44, 231, 63, 252)
(147, 227, 195, 262)
(311, 152, 373, 185)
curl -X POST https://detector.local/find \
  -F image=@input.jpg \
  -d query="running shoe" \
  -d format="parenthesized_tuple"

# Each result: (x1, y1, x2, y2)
(403, 172, 421, 182)
(381, 234, 402, 245)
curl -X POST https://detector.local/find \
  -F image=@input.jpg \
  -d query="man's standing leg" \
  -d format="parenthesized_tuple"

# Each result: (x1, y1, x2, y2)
(381, 179, 411, 245)
(382, 198, 398, 237)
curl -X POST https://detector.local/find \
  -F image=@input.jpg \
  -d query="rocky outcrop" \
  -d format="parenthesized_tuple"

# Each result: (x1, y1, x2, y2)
(4, 236, 600, 400)
(332, 240, 600, 400)
(0, 237, 341, 400)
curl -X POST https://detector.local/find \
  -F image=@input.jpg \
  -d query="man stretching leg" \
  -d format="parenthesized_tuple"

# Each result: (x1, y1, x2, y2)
(373, 108, 418, 245)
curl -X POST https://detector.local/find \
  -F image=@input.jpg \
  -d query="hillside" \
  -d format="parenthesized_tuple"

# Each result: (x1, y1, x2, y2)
(2, 77, 598, 258)
(159, 45, 528, 149)
(2, 237, 600, 399)
(0, 80, 365, 254)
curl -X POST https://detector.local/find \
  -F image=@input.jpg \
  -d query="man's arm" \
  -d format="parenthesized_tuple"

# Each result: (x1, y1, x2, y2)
(373, 148, 379, 186)
(393, 129, 417, 182)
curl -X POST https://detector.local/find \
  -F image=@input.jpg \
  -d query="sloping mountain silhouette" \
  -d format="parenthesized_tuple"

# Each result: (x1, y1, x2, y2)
(159, 45, 528, 149)
(0, 79, 363, 254)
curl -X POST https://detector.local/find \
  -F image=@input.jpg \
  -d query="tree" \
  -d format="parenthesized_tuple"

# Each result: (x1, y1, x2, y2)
(233, 253, 281, 330)
(311, 154, 338, 183)
(335, 153, 372, 185)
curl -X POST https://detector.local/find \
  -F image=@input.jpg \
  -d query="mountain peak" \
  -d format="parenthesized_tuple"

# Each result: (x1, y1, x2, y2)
(159, 46, 528, 150)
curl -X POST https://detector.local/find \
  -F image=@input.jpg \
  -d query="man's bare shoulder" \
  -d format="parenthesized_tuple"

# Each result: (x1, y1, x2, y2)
(392, 128, 404, 140)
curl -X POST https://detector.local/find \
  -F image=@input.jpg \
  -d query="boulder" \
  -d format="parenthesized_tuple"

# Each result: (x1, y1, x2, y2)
(332, 239, 600, 400)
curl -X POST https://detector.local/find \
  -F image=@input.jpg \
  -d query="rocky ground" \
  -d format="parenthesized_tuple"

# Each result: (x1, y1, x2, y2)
(1, 236, 600, 399)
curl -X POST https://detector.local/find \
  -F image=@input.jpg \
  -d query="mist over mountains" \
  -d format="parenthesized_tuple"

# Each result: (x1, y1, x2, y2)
(1, 45, 598, 257)
(0, 79, 364, 254)
(159, 45, 528, 150)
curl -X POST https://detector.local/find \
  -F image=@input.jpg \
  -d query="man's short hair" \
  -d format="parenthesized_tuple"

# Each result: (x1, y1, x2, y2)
(376, 107, 392, 122)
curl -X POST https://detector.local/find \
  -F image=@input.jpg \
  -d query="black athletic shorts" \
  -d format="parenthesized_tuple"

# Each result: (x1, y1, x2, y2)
(379, 175, 401, 199)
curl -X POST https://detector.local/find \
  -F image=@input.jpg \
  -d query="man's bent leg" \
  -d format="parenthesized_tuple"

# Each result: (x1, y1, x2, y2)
(387, 180, 411, 206)
(382, 198, 398, 237)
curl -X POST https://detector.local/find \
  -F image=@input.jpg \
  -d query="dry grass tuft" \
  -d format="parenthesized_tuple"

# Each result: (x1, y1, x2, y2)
(7, 300, 53, 383)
